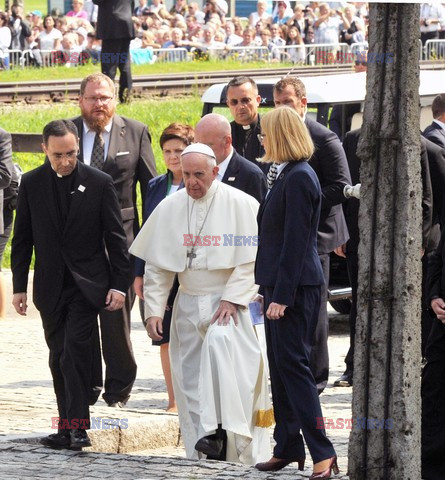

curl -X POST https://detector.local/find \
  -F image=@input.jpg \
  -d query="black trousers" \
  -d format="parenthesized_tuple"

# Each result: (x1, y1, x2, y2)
(40, 285, 99, 431)
(421, 252, 435, 358)
(344, 251, 358, 372)
(91, 286, 137, 405)
(264, 285, 335, 463)
(309, 253, 330, 392)
(100, 38, 132, 102)
(422, 318, 445, 478)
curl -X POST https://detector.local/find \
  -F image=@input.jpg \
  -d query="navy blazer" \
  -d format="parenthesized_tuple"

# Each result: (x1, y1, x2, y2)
(255, 161, 325, 306)
(423, 121, 445, 151)
(222, 149, 267, 203)
(305, 116, 351, 254)
(134, 172, 183, 277)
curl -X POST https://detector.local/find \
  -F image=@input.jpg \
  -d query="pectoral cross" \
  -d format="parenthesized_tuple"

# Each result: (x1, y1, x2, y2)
(187, 249, 197, 268)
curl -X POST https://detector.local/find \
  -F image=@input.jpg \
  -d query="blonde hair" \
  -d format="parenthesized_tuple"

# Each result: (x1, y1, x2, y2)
(259, 107, 314, 164)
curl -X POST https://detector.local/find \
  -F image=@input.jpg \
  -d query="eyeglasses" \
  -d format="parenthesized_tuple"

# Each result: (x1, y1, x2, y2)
(257, 133, 266, 143)
(82, 96, 114, 105)
(355, 61, 367, 66)
(52, 151, 79, 160)
(227, 97, 253, 106)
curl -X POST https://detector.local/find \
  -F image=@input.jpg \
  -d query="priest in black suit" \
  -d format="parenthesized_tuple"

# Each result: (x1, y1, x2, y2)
(423, 93, 445, 150)
(71, 73, 157, 408)
(194, 113, 267, 203)
(11, 120, 130, 449)
(226, 76, 268, 174)
(93, 0, 135, 103)
(273, 76, 351, 393)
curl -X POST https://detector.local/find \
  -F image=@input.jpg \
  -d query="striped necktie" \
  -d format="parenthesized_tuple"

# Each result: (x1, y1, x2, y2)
(267, 162, 279, 190)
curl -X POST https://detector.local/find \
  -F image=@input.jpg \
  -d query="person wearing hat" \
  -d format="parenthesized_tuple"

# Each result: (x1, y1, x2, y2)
(66, 0, 89, 20)
(130, 143, 272, 465)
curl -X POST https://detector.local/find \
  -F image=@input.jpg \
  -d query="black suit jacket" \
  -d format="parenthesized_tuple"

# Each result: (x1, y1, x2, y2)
(343, 129, 434, 253)
(11, 162, 130, 314)
(423, 121, 445, 150)
(221, 149, 267, 203)
(255, 161, 325, 306)
(230, 115, 268, 173)
(72, 115, 156, 247)
(93, 0, 135, 40)
(305, 116, 351, 254)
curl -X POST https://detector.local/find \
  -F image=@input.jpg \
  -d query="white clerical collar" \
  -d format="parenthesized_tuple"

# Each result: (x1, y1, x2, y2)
(433, 118, 445, 131)
(217, 148, 232, 181)
(242, 124, 251, 130)
(83, 119, 113, 135)
(195, 178, 219, 203)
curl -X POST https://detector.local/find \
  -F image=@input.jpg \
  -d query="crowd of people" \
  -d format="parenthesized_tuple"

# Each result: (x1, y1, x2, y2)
(3, 3, 445, 480)
(0, 1, 418, 69)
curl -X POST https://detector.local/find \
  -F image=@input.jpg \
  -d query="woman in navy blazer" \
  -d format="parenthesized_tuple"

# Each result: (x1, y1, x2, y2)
(254, 107, 338, 479)
(134, 123, 194, 412)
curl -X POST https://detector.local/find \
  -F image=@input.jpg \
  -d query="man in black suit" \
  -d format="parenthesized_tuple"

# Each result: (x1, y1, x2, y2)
(340, 130, 434, 387)
(11, 120, 130, 449)
(273, 76, 351, 393)
(93, 0, 135, 103)
(194, 113, 267, 203)
(226, 76, 267, 174)
(72, 73, 157, 408)
(423, 94, 445, 150)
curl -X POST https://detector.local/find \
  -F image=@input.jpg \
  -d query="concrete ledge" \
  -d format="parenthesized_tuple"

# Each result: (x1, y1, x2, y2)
(9, 414, 180, 454)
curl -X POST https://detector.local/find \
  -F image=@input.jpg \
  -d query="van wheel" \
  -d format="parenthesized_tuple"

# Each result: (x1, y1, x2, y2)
(329, 299, 352, 315)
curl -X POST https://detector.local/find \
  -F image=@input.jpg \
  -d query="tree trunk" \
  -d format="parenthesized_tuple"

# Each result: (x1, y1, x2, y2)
(348, 3, 422, 479)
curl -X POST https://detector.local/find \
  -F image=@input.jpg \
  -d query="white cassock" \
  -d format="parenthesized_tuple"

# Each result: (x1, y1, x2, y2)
(130, 180, 273, 464)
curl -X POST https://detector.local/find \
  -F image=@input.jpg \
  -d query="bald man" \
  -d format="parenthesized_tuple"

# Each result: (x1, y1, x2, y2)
(194, 113, 267, 203)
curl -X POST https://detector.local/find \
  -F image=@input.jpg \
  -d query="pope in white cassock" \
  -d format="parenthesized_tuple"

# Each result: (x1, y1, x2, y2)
(129, 143, 272, 464)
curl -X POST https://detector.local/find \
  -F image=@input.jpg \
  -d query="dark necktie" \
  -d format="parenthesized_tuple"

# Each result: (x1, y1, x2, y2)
(90, 133, 105, 170)
(267, 162, 279, 190)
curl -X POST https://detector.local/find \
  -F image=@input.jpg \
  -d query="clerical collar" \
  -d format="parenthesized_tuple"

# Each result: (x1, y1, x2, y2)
(195, 179, 219, 203)
(241, 117, 259, 131)
(51, 163, 78, 179)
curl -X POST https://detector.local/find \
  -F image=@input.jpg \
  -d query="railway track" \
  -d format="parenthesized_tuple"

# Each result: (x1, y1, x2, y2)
(0, 62, 443, 104)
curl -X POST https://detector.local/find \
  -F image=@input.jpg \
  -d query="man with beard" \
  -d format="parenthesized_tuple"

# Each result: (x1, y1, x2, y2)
(71, 72, 157, 408)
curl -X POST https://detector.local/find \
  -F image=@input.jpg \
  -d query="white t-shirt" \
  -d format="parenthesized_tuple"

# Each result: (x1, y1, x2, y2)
(38, 28, 63, 51)
(0, 26, 11, 57)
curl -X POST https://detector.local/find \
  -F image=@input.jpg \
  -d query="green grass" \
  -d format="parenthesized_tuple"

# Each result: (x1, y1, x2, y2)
(23, 1, 47, 15)
(0, 58, 293, 83)
(0, 95, 203, 267)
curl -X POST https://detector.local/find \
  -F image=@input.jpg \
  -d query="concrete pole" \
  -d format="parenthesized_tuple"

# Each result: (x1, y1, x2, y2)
(348, 3, 422, 480)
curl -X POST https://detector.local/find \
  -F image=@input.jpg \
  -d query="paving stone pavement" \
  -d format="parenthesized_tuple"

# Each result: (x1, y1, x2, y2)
(0, 271, 352, 479)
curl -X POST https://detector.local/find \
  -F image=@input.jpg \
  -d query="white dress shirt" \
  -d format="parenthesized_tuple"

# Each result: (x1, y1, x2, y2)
(82, 120, 113, 165)
(216, 148, 233, 181)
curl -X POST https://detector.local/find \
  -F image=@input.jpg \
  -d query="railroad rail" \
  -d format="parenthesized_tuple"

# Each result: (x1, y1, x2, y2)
(1, 61, 443, 104)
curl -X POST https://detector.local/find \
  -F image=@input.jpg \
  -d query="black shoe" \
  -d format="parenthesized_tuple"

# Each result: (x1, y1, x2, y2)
(40, 433, 71, 449)
(195, 435, 224, 458)
(334, 371, 353, 387)
(70, 429, 92, 448)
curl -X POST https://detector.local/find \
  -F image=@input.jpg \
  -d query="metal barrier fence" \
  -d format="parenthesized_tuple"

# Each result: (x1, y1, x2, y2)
(4, 39, 442, 70)
(424, 39, 445, 60)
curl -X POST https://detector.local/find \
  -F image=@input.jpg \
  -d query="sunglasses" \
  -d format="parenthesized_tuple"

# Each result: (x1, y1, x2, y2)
(355, 61, 367, 66)
(227, 98, 253, 106)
